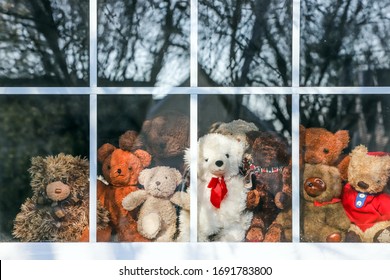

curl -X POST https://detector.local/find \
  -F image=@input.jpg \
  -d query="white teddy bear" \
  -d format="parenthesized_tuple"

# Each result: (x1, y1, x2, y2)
(122, 166, 183, 242)
(197, 133, 253, 241)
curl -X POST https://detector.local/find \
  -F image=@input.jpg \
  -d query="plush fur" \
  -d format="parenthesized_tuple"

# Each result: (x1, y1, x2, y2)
(208, 119, 258, 150)
(302, 164, 350, 242)
(197, 133, 252, 242)
(137, 111, 189, 172)
(342, 145, 390, 242)
(301, 126, 350, 181)
(171, 189, 190, 242)
(12, 154, 106, 242)
(244, 131, 292, 242)
(122, 166, 183, 242)
(97, 130, 152, 242)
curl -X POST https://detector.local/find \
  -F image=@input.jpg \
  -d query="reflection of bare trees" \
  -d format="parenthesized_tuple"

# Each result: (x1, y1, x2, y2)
(98, 0, 190, 87)
(301, 95, 390, 152)
(301, 0, 390, 86)
(198, 0, 292, 87)
(0, 0, 89, 86)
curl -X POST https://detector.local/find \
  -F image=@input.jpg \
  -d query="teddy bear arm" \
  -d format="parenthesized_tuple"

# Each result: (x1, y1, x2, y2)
(170, 192, 190, 210)
(246, 189, 261, 209)
(122, 190, 149, 211)
(325, 206, 351, 231)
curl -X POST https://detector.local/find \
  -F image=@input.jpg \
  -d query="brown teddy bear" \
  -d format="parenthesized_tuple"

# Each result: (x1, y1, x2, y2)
(97, 130, 152, 242)
(244, 130, 292, 242)
(137, 111, 189, 172)
(341, 145, 390, 242)
(122, 166, 183, 242)
(302, 163, 350, 242)
(300, 126, 350, 181)
(12, 154, 108, 242)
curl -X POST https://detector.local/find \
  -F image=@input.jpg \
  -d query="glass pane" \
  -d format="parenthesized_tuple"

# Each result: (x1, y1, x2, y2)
(300, 0, 390, 86)
(198, 0, 292, 87)
(97, 94, 190, 242)
(97, 0, 190, 87)
(0, 95, 90, 242)
(197, 94, 292, 242)
(0, 0, 90, 86)
(300, 94, 390, 242)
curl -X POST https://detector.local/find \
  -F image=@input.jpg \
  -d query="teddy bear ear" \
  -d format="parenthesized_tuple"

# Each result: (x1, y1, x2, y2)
(134, 149, 152, 167)
(334, 130, 350, 149)
(97, 143, 116, 163)
(119, 130, 139, 151)
(142, 120, 152, 134)
(245, 130, 259, 146)
(209, 122, 223, 133)
(28, 156, 46, 176)
(351, 145, 368, 157)
(138, 168, 151, 185)
(172, 168, 183, 186)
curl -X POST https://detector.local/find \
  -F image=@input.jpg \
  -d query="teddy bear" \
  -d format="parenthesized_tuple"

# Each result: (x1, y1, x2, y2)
(171, 188, 190, 242)
(208, 119, 258, 150)
(300, 126, 350, 182)
(243, 130, 292, 242)
(12, 153, 108, 242)
(301, 163, 350, 242)
(136, 111, 189, 173)
(341, 145, 390, 242)
(197, 133, 253, 242)
(97, 130, 152, 242)
(122, 166, 184, 242)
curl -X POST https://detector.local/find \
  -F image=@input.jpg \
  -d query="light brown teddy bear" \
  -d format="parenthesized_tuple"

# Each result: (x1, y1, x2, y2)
(122, 166, 183, 242)
(301, 126, 350, 181)
(97, 130, 152, 242)
(342, 145, 390, 242)
(302, 163, 350, 242)
(13, 154, 110, 242)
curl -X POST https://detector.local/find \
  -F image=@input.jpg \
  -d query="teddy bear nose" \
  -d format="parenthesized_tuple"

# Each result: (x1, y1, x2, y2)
(215, 160, 224, 167)
(156, 181, 161, 186)
(117, 169, 122, 174)
(357, 181, 369, 189)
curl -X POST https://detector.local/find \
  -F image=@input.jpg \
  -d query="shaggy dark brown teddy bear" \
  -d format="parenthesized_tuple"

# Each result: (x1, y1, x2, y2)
(244, 131, 292, 242)
(13, 154, 108, 242)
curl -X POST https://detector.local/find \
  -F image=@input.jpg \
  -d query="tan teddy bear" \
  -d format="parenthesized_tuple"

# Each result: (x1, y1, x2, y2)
(122, 166, 183, 242)
(302, 163, 350, 242)
(342, 145, 390, 242)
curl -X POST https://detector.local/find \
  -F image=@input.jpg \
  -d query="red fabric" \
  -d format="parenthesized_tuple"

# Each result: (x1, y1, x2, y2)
(367, 152, 390, 157)
(341, 183, 390, 231)
(313, 198, 341, 207)
(207, 177, 228, 208)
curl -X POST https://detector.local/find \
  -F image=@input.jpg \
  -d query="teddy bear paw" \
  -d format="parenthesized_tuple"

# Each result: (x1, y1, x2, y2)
(246, 190, 260, 209)
(326, 232, 342, 242)
(275, 192, 291, 210)
(345, 231, 362, 242)
(138, 213, 161, 239)
(245, 226, 265, 242)
(374, 227, 390, 243)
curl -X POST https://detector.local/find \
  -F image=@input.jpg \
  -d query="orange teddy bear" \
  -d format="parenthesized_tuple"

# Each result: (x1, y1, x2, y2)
(97, 131, 152, 242)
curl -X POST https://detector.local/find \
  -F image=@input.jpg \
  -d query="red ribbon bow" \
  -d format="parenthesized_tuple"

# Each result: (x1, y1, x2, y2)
(313, 198, 341, 207)
(207, 177, 228, 208)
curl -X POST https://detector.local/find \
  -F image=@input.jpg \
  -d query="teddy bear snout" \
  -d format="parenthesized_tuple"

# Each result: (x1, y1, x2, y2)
(46, 181, 71, 202)
(304, 177, 326, 197)
(215, 160, 224, 167)
(357, 181, 369, 190)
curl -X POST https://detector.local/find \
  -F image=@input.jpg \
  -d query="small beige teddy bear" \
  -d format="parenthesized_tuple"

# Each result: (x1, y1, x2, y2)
(122, 166, 183, 242)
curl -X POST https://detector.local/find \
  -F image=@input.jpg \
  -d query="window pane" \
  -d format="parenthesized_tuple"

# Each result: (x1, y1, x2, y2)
(97, 0, 190, 87)
(198, 0, 292, 87)
(0, 0, 90, 86)
(300, 0, 390, 86)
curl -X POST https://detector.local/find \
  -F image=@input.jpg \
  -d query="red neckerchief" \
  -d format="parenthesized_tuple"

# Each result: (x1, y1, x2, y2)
(313, 198, 341, 207)
(207, 177, 228, 208)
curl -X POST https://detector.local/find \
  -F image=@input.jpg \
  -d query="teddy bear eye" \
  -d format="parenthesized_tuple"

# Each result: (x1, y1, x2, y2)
(225, 154, 230, 158)
(205, 158, 208, 162)
(107, 165, 111, 170)
(323, 148, 329, 154)
(128, 167, 132, 171)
